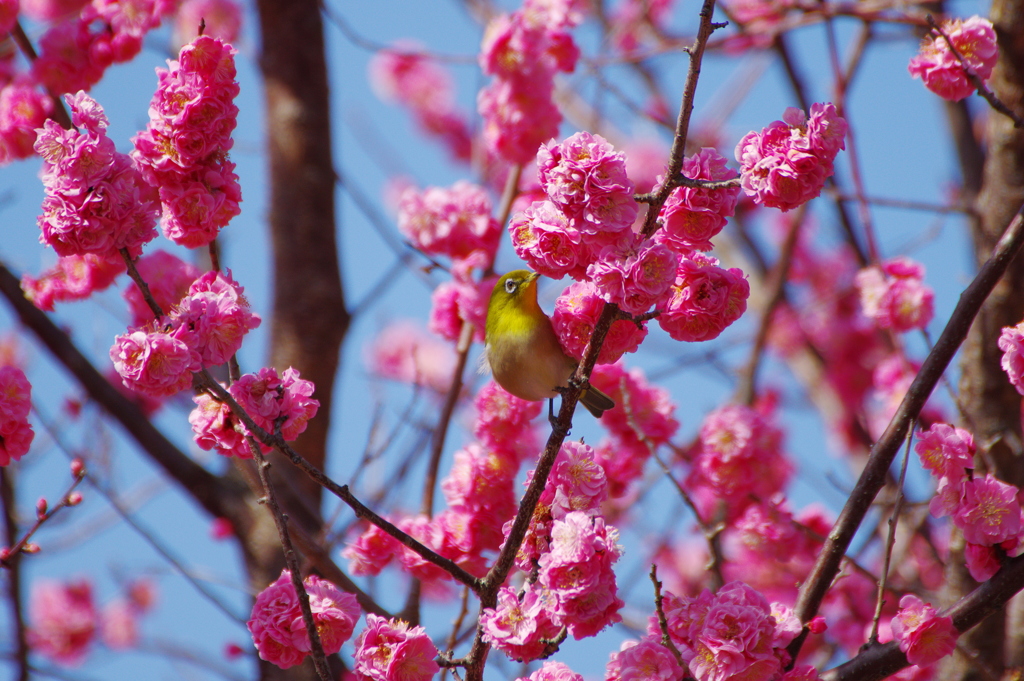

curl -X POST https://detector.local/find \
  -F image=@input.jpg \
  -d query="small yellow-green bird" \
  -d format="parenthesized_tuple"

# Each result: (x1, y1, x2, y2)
(484, 270, 615, 418)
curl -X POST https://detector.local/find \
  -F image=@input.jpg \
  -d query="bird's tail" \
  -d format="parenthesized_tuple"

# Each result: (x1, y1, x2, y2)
(580, 384, 615, 418)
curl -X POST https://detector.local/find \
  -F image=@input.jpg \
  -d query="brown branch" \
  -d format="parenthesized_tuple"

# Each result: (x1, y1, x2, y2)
(10, 22, 73, 131)
(0, 469, 29, 681)
(788, 199, 1024, 659)
(0, 462, 85, 569)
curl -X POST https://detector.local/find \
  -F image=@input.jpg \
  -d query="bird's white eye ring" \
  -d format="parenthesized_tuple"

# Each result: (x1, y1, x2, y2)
(505, 279, 517, 294)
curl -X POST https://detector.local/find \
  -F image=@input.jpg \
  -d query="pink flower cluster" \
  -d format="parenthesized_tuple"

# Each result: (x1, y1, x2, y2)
(398, 181, 501, 263)
(32, 0, 166, 95)
(736, 103, 847, 211)
(132, 35, 241, 247)
(657, 252, 749, 342)
(353, 614, 439, 681)
(855, 256, 934, 333)
(484, 442, 622, 656)
(891, 594, 958, 667)
(607, 636, 686, 681)
(478, 0, 580, 164)
(122, 249, 201, 326)
(111, 270, 260, 397)
(916, 422, 1024, 581)
(655, 148, 742, 253)
(519, 661, 584, 681)
(589, 362, 679, 497)
(430, 254, 499, 344)
(190, 366, 317, 458)
(686, 403, 792, 521)
(609, 0, 672, 56)
(551, 280, 649, 364)
(36, 92, 159, 259)
(0, 78, 52, 164)
(0, 365, 34, 466)
(247, 570, 361, 670)
(370, 45, 472, 162)
(21, 253, 124, 311)
(366, 321, 457, 393)
(998, 320, 1024, 396)
(28, 579, 98, 664)
(655, 582, 793, 681)
(908, 16, 998, 102)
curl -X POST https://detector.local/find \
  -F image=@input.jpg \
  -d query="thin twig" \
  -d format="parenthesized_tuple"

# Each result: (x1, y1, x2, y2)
(650, 565, 686, 668)
(868, 422, 915, 644)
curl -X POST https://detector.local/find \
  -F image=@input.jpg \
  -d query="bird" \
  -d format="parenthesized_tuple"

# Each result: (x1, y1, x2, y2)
(484, 269, 615, 419)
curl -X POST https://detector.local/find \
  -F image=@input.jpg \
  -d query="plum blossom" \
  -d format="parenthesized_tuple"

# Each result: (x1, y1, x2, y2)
(247, 570, 361, 669)
(891, 594, 958, 666)
(735, 103, 847, 211)
(21, 253, 124, 311)
(656, 253, 749, 343)
(908, 16, 998, 102)
(28, 579, 97, 665)
(552, 280, 648, 364)
(656, 148, 741, 253)
(998, 321, 1024, 395)
(855, 256, 934, 332)
(480, 585, 562, 662)
(353, 613, 439, 681)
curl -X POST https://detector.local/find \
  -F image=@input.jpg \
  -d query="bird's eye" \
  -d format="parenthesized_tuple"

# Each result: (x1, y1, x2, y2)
(504, 279, 517, 294)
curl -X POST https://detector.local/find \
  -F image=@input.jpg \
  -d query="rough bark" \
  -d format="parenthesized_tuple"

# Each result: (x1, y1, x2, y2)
(947, 0, 1024, 677)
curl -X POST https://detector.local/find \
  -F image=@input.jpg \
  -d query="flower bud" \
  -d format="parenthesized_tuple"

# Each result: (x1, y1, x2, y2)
(70, 457, 86, 478)
(67, 492, 83, 506)
(36, 497, 48, 518)
(23, 543, 40, 554)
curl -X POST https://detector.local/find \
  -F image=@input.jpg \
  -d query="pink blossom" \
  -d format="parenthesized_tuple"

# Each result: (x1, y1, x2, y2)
(0, 418, 35, 465)
(609, 0, 673, 55)
(370, 44, 472, 162)
(735, 103, 847, 211)
(35, 94, 159, 259)
(538, 132, 637, 238)
(123, 249, 201, 326)
(248, 570, 361, 669)
(473, 380, 542, 464)
(20, 0, 88, 21)
(480, 585, 562, 662)
(428, 273, 497, 344)
(343, 521, 402, 576)
(100, 599, 138, 649)
(189, 389, 251, 458)
(509, 199, 591, 280)
(855, 256, 934, 332)
(210, 517, 234, 539)
(132, 35, 241, 248)
(229, 367, 319, 444)
(999, 321, 1024, 395)
(0, 365, 33, 424)
(891, 594, 958, 666)
(173, 0, 242, 51)
(591, 362, 679, 447)
(110, 328, 197, 397)
(551, 280, 648, 364)
(656, 148, 741, 253)
(781, 666, 823, 681)
(353, 613, 440, 681)
(607, 636, 686, 681)
(21, 252, 125, 311)
(28, 579, 97, 665)
(521, 660, 584, 681)
(656, 253, 749, 342)
(964, 542, 1001, 581)
(479, 77, 562, 166)
(915, 422, 974, 479)
(398, 181, 501, 262)
(168, 270, 261, 367)
(687, 403, 791, 521)
(909, 16, 998, 102)
(367, 321, 457, 393)
(440, 443, 517, 554)
(0, 79, 52, 163)
(666, 581, 780, 681)
(588, 240, 678, 315)
(953, 474, 1022, 546)
(0, 0, 17, 34)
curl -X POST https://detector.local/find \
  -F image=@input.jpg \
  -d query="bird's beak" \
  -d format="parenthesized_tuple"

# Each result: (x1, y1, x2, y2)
(525, 271, 540, 285)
